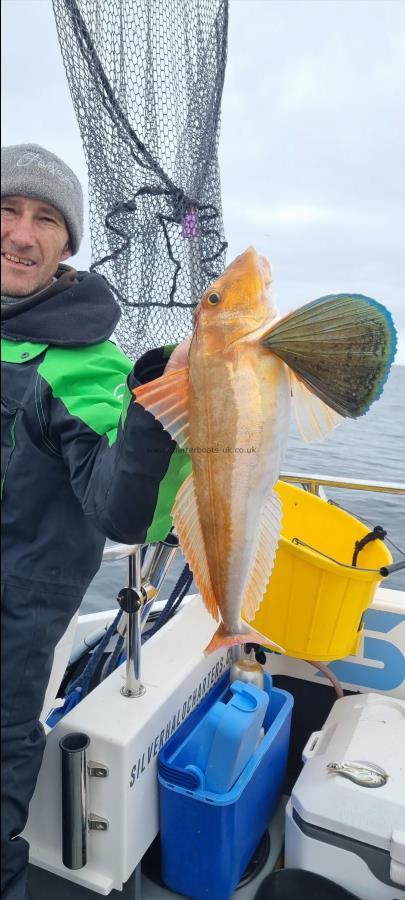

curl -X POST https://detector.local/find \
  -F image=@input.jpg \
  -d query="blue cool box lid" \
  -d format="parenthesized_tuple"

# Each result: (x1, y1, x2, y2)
(158, 672, 292, 805)
(159, 678, 269, 795)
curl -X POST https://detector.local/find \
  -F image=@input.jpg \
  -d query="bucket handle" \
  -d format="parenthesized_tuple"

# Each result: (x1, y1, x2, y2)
(291, 538, 405, 578)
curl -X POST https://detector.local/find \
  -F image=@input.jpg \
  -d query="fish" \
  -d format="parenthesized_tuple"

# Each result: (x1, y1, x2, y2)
(326, 760, 389, 787)
(133, 247, 396, 655)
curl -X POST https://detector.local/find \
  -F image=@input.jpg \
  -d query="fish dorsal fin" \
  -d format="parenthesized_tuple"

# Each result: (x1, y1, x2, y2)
(133, 367, 190, 448)
(172, 474, 220, 622)
(261, 294, 397, 419)
(241, 488, 282, 623)
(289, 370, 343, 442)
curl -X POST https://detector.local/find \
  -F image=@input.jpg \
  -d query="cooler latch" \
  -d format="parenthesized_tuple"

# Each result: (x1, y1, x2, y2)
(390, 830, 405, 887)
(302, 730, 323, 762)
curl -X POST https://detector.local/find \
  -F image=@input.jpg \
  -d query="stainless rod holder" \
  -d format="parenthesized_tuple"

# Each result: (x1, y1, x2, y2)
(119, 545, 146, 699)
(122, 604, 145, 698)
(141, 532, 179, 594)
(115, 535, 180, 697)
(140, 533, 179, 625)
(59, 732, 90, 869)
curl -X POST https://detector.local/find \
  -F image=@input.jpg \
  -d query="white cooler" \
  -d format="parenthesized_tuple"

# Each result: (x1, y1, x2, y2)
(285, 693, 405, 900)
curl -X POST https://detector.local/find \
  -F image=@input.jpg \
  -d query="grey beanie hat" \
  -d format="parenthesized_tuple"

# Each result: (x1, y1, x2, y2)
(1, 143, 84, 255)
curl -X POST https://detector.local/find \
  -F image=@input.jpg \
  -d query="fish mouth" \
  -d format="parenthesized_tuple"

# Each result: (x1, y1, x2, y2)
(239, 246, 272, 287)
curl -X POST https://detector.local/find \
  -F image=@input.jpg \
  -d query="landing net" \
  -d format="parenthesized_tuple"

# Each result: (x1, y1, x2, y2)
(52, 0, 228, 357)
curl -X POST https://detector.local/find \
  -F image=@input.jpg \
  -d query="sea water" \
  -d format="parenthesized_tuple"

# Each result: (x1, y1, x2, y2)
(81, 365, 405, 614)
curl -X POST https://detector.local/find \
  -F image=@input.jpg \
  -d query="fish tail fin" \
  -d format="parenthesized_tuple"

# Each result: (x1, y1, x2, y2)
(204, 622, 284, 656)
(261, 294, 396, 420)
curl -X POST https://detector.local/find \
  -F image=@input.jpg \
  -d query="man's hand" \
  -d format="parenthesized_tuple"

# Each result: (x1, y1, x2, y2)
(164, 336, 192, 374)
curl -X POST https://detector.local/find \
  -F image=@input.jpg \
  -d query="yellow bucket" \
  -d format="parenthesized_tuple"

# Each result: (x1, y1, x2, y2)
(250, 481, 392, 661)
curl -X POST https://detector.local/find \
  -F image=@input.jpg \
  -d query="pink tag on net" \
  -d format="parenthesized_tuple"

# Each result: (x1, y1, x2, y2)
(181, 208, 200, 238)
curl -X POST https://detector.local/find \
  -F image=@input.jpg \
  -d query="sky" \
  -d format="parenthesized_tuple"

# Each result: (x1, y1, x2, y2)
(2, 0, 405, 362)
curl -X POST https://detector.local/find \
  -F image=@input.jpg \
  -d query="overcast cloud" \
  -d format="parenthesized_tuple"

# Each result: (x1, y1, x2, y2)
(2, 0, 404, 361)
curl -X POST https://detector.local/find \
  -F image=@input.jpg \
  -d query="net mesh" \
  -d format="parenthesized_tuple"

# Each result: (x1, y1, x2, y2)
(52, 0, 228, 358)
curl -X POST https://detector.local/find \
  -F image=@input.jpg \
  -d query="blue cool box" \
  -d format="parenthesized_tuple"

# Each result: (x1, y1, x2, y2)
(158, 672, 293, 900)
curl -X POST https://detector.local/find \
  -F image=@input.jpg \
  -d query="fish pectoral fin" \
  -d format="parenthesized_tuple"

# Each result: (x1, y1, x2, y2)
(133, 367, 190, 448)
(204, 622, 284, 656)
(241, 488, 282, 623)
(289, 370, 343, 442)
(260, 294, 396, 419)
(172, 473, 220, 622)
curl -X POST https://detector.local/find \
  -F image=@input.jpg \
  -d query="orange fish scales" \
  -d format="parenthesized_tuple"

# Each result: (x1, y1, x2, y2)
(188, 354, 235, 604)
(225, 351, 291, 626)
(189, 327, 290, 632)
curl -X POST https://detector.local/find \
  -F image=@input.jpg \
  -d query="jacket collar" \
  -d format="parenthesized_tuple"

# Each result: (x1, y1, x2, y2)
(1, 265, 121, 346)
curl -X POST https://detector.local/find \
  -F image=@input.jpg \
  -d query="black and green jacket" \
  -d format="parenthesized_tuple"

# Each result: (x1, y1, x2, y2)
(1, 267, 190, 593)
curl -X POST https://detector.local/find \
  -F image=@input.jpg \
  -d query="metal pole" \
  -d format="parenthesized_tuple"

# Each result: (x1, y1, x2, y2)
(132, 862, 143, 899)
(120, 546, 146, 698)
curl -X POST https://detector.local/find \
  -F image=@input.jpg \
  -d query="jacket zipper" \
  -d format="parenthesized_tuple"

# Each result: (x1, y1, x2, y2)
(1, 413, 17, 500)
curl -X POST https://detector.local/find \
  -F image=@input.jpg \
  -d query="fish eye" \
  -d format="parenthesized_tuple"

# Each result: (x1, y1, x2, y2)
(207, 291, 221, 306)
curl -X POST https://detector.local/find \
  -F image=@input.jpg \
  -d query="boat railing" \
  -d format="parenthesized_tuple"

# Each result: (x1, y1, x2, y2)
(101, 472, 404, 695)
(279, 471, 405, 497)
(102, 472, 404, 565)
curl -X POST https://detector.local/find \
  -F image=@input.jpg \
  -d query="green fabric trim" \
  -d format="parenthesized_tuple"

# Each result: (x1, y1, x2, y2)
(163, 343, 178, 359)
(1, 338, 48, 363)
(146, 448, 191, 543)
(38, 341, 133, 445)
(121, 380, 133, 429)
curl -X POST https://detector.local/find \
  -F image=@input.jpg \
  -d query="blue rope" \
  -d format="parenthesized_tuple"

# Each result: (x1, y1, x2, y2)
(46, 608, 123, 726)
(104, 632, 125, 678)
(143, 563, 193, 641)
(70, 608, 123, 694)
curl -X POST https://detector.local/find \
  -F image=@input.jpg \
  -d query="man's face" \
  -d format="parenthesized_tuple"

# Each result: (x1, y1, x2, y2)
(1, 195, 71, 296)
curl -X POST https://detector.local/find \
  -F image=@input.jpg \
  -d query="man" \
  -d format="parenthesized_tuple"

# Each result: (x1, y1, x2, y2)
(1, 143, 190, 899)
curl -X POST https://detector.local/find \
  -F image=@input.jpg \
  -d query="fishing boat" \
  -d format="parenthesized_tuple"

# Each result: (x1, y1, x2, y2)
(4, 2, 402, 897)
(25, 470, 405, 900)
